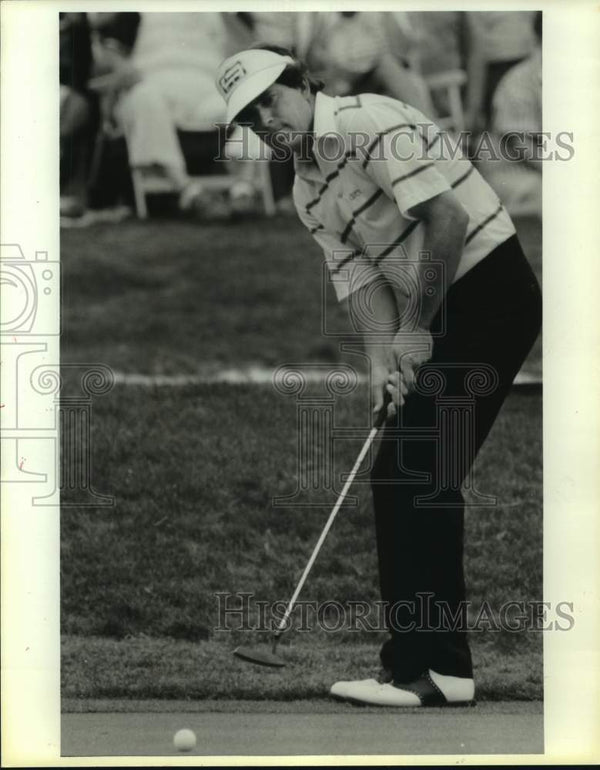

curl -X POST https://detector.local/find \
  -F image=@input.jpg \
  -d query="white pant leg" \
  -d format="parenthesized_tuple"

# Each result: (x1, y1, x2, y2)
(115, 80, 186, 174)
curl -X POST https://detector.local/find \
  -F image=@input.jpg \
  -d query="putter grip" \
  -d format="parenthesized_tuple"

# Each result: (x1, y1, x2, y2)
(374, 391, 392, 429)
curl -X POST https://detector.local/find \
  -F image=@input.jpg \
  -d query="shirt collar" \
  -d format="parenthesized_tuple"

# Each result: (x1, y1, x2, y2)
(313, 91, 338, 138)
(294, 91, 340, 181)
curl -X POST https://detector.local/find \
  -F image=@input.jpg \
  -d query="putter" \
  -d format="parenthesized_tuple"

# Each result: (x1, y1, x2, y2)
(233, 395, 391, 668)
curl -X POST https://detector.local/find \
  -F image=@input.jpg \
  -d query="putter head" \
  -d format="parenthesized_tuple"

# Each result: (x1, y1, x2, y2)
(233, 645, 286, 668)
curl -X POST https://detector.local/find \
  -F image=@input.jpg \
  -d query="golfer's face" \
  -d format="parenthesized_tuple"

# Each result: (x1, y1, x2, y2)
(239, 83, 313, 149)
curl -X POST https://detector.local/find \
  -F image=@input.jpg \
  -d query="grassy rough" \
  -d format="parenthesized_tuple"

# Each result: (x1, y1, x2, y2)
(62, 697, 543, 714)
(61, 217, 346, 373)
(61, 216, 541, 376)
(62, 633, 542, 702)
(61, 387, 541, 637)
(61, 385, 542, 700)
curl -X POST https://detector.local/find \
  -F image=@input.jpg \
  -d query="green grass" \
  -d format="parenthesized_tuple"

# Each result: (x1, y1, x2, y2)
(62, 633, 542, 702)
(61, 385, 541, 636)
(61, 215, 541, 376)
(62, 697, 543, 714)
(61, 217, 346, 373)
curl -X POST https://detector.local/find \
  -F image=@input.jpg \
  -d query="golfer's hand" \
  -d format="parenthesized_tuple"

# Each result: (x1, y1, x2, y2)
(385, 370, 409, 414)
(371, 362, 406, 424)
(392, 327, 433, 394)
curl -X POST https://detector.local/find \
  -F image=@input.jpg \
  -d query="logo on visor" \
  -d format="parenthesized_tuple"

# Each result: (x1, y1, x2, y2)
(219, 61, 247, 95)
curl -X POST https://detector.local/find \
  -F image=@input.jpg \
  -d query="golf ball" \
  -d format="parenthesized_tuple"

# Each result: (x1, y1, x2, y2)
(174, 728, 197, 752)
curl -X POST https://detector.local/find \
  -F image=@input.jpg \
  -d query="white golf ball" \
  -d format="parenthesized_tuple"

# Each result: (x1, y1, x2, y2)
(173, 728, 197, 752)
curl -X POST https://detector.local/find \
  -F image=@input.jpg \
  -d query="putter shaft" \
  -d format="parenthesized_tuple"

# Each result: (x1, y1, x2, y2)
(274, 423, 381, 636)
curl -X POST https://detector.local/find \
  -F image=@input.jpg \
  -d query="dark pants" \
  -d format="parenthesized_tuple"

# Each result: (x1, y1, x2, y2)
(371, 235, 542, 682)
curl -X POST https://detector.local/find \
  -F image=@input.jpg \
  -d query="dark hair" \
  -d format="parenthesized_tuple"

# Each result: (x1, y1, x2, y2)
(248, 42, 325, 94)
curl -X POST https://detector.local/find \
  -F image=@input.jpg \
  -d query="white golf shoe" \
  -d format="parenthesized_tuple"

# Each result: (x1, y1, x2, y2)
(330, 669, 475, 707)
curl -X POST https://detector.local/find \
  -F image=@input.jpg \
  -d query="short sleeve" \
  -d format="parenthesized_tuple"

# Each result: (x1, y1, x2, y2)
(342, 103, 451, 220)
(293, 182, 384, 303)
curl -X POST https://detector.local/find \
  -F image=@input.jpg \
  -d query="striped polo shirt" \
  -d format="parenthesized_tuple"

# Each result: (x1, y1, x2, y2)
(293, 91, 516, 303)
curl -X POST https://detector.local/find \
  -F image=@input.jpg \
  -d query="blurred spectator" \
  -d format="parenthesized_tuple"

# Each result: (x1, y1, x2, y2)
(401, 12, 467, 121)
(465, 11, 537, 132)
(60, 13, 95, 219)
(407, 12, 466, 75)
(89, 11, 140, 53)
(492, 13, 542, 141)
(248, 12, 433, 113)
(250, 13, 295, 49)
(293, 12, 435, 114)
(89, 12, 256, 215)
(476, 13, 542, 218)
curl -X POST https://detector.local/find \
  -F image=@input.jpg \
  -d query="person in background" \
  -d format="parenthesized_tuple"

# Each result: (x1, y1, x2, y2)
(477, 12, 542, 218)
(408, 11, 466, 76)
(60, 13, 95, 220)
(89, 12, 256, 216)
(492, 12, 542, 159)
(465, 11, 537, 132)
(295, 12, 435, 115)
(250, 12, 296, 49)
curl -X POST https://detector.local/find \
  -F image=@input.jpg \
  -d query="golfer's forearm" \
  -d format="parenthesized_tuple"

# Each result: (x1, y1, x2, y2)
(347, 278, 400, 367)
(416, 212, 468, 329)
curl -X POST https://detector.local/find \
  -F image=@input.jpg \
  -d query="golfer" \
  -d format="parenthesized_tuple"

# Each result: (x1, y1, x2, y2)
(215, 46, 542, 707)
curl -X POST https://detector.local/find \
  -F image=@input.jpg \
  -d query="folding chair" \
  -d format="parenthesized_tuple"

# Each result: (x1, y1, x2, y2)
(128, 125, 276, 220)
(424, 69, 468, 132)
